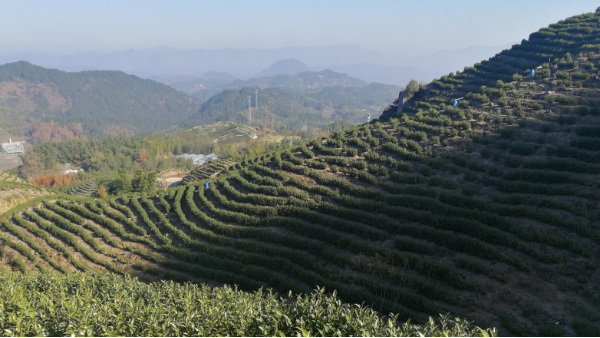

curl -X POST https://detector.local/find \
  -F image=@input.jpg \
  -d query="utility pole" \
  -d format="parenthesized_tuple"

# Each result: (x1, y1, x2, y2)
(255, 89, 258, 109)
(248, 95, 252, 124)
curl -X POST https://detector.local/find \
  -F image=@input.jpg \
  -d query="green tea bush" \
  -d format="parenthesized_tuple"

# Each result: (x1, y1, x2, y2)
(0, 272, 496, 337)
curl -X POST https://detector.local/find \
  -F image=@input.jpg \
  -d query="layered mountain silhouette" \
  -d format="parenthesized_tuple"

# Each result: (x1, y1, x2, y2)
(252, 59, 311, 78)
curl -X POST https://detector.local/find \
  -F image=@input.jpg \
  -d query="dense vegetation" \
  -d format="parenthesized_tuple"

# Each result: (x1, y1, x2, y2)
(6, 9, 600, 337)
(21, 123, 292, 176)
(0, 61, 201, 136)
(185, 82, 399, 130)
(0, 63, 394, 140)
(0, 272, 494, 337)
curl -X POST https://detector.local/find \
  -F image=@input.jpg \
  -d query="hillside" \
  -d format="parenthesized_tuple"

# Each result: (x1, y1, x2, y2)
(5, 10, 600, 337)
(186, 83, 400, 129)
(186, 69, 369, 101)
(0, 173, 51, 216)
(0, 61, 201, 137)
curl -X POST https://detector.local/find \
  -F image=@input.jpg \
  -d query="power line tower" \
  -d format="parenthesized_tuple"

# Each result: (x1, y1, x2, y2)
(255, 89, 258, 109)
(247, 95, 252, 124)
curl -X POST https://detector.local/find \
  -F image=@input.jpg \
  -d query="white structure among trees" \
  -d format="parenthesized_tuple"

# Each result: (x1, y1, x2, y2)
(174, 153, 218, 166)
(1, 139, 25, 155)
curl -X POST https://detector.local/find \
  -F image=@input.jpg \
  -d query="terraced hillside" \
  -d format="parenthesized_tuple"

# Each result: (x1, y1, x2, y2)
(4, 10, 600, 336)
(63, 178, 112, 197)
(0, 173, 51, 216)
(181, 159, 234, 185)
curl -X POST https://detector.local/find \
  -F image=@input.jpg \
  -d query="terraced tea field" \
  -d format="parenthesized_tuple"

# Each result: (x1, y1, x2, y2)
(4, 10, 600, 336)
(181, 159, 234, 185)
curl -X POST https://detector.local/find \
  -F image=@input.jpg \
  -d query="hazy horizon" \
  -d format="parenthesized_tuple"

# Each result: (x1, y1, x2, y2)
(1, 1, 596, 59)
(1, 1, 598, 85)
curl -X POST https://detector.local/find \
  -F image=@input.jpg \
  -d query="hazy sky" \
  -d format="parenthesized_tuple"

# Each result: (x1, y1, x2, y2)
(1, 0, 597, 60)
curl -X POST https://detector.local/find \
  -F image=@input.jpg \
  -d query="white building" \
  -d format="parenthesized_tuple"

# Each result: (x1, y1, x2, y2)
(63, 164, 83, 174)
(174, 153, 218, 166)
(1, 139, 25, 155)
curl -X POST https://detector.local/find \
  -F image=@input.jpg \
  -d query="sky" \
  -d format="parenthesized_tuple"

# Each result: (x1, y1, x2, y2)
(0, 0, 598, 61)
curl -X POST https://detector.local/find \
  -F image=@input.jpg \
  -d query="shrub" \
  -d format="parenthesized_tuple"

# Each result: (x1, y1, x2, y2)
(406, 79, 420, 94)
(509, 142, 535, 156)
(557, 116, 576, 125)
(351, 160, 367, 170)
(345, 147, 358, 157)
(0, 272, 497, 337)
(466, 92, 490, 103)
(500, 128, 516, 139)
(572, 71, 590, 80)
(530, 103, 543, 110)
(537, 68, 551, 77)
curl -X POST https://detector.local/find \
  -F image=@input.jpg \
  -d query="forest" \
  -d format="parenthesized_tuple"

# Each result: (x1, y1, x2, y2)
(0, 62, 397, 141)
(185, 82, 399, 130)
(0, 61, 201, 136)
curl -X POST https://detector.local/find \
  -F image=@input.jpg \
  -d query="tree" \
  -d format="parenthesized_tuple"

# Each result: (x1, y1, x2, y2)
(111, 169, 131, 193)
(98, 186, 108, 198)
(131, 169, 157, 193)
(131, 169, 147, 192)
(406, 79, 419, 94)
(137, 149, 148, 166)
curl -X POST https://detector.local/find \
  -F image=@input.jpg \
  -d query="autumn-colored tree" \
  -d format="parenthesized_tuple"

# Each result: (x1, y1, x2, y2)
(98, 186, 108, 198)
(31, 173, 82, 187)
(137, 149, 148, 166)
(30, 121, 79, 143)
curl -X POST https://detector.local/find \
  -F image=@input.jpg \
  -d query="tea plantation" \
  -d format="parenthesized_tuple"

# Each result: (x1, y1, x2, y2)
(4, 9, 600, 336)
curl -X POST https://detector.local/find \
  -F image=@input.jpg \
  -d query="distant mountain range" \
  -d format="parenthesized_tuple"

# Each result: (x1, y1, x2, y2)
(0, 45, 382, 80)
(179, 68, 368, 101)
(252, 59, 310, 78)
(0, 43, 515, 86)
(0, 62, 400, 139)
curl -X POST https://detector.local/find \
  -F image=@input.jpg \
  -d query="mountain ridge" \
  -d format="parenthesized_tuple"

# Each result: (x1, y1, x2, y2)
(252, 58, 311, 78)
(0, 61, 201, 136)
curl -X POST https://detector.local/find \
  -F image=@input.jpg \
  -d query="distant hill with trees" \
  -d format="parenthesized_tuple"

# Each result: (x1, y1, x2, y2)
(184, 69, 370, 101)
(0, 61, 201, 137)
(185, 83, 401, 130)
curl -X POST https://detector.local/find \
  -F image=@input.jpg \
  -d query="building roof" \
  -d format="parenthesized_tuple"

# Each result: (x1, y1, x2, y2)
(1, 140, 25, 154)
(174, 153, 217, 165)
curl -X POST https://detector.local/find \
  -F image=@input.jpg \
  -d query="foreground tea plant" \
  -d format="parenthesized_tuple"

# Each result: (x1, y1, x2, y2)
(0, 272, 495, 337)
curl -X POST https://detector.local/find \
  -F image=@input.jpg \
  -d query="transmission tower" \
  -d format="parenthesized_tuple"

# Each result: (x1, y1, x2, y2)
(255, 89, 258, 109)
(248, 95, 252, 124)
